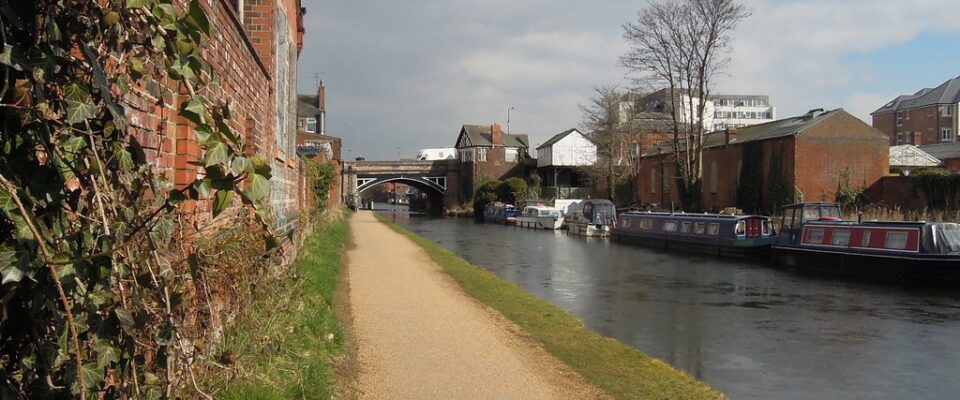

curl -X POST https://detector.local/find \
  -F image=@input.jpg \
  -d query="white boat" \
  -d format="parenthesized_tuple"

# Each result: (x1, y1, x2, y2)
(516, 206, 565, 230)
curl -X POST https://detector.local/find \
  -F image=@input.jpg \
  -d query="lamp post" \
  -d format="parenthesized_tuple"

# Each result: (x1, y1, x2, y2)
(507, 106, 515, 135)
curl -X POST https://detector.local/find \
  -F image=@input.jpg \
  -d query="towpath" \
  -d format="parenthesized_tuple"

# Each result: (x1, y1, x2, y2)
(345, 211, 607, 399)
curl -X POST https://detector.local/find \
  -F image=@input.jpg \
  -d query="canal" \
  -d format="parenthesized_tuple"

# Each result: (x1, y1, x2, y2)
(376, 207, 960, 400)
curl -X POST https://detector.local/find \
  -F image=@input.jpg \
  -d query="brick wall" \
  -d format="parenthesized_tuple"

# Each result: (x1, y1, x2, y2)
(123, 0, 305, 254)
(874, 104, 953, 146)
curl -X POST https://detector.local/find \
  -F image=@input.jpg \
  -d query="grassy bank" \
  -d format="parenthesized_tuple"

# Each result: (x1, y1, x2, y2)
(374, 214, 723, 400)
(211, 213, 351, 399)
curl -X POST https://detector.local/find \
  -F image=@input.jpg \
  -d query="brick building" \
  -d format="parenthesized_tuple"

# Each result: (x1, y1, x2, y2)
(872, 75, 960, 146)
(124, 0, 307, 248)
(454, 124, 531, 202)
(636, 109, 889, 212)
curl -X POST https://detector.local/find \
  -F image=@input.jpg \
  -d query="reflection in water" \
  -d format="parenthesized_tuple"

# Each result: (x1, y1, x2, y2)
(390, 215, 960, 400)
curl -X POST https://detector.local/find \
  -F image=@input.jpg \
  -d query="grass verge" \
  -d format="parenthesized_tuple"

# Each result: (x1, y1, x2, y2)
(375, 214, 724, 400)
(211, 213, 351, 399)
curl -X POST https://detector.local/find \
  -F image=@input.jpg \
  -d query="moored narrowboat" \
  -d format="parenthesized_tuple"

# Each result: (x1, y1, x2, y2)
(774, 202, 960, 282)
(612, 211, 777, 258)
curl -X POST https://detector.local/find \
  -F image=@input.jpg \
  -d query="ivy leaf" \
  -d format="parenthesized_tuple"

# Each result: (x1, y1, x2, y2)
(65, 100, 95, 124)
(60, 136, 87, 153)
(244, 174, 270, 202)
(115, 309, 134, 334)
(95, 340, 119, 369)
(180, 97, 209, 127)
(194, 179, 212, 198)
(212, 189, 233, 217)
(250, 156, 272, 179)
(0, 44, 25, 71)
(185, 0, 212, 37)
(204, 141, 229, 167)
(0, 246, 24, 284)
(117, 147, 134, 172)
(78, 362, 105, 389)
(231, 156, 251, 175)
(0, 187, 15, 210)
(126, 0, 153, 8)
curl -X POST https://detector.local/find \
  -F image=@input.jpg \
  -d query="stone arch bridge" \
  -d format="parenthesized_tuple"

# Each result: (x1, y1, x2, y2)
(343, 160, 462, 212)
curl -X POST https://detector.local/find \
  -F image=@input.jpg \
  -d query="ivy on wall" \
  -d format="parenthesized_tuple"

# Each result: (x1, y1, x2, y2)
(736, 142, 764, 213)
(0, 1, 276, 398)
(913, 169, 960, 209)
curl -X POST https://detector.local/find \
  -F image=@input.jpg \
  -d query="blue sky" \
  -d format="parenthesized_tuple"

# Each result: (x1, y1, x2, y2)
(296, 0, 960, 160)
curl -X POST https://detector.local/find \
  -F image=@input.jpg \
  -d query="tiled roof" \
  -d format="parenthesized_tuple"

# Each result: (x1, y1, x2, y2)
(872, 75, 960, 115)
(918, 142, 960, 161)
(458, 124, 528, 148)
(297, 98, 321, 118)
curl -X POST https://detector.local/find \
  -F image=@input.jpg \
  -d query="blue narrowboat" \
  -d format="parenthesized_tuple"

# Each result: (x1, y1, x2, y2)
(612, 211, 777, 258)
(774, 202, 960, 282)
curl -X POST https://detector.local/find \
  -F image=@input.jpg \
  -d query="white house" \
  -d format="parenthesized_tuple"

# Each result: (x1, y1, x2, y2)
(536, 128, 596, 199)
(536, 128, 596, 168)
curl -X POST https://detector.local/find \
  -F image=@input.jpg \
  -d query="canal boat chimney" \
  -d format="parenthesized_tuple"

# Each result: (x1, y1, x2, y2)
(491, 123, 502, 145)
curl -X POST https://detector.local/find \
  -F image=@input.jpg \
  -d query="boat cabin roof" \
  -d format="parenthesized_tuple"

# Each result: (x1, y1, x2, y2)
(621, 210, 770, 221)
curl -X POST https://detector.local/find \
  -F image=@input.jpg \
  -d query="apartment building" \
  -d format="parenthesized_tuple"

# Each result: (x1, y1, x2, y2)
(872, 76, 960, 146)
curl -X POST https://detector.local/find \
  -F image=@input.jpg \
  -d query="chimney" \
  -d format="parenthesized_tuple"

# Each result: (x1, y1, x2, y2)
(724, 128, 738, 145)
(491, 123, 502, 145)
(317, 80, 326, 135)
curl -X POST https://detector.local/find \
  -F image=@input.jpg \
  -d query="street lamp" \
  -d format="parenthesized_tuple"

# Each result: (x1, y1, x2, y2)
(507, 106, 515, 135)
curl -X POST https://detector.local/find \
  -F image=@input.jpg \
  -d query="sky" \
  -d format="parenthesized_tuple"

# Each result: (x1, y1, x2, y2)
(296, 0, 960, 160)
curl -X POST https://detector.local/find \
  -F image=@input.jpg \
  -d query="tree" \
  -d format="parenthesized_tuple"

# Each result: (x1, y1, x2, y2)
(621, 0, 751, 211)
(579, 85, 634, 202)
(498, 177, 528, 205)
(472, 179, 502, 219)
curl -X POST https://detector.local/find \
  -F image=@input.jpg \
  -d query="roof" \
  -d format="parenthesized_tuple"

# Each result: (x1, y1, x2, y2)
(918, 142, 960, 161)
(872, 75, 960, 115)
(457, 124, 529, 148)
(297, 99, 321, 118)
(536, 128, 590, 150)
(642, 108, 851, 156)
(889, 145, 941, 168)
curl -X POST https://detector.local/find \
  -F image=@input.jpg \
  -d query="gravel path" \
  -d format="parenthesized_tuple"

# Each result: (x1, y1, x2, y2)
(346, 211, 608, 400)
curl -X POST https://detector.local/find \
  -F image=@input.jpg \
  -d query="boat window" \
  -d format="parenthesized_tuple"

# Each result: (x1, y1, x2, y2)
(735, 221, 745, 236)
(762, 220, 773, 236)
(820, 205, 842, 220)
(694, 222, 706, 234)
(861, 230, 872, 247)
(621, 218, 631, 228)
(582, 204, 593, 218)
(802, 207, 821, 222)
(640, 219, 653, 230)
(806, 228, 824, 244)
(884, 232, 909, 250)
(832, 229, 851, 246)
(782, 211, 795, 231)
(931, 223, 960, 254)
(664, 221, 678, 232)
(681, 221, 692, 233)
(707, 223, 720, 235)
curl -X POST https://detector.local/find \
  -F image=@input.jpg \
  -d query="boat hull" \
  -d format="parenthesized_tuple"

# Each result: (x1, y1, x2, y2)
(516, 217, 564, 230)
(613, 231, 773, 259)
(774, 245, 960, 283)
(568, 222, 611, 237)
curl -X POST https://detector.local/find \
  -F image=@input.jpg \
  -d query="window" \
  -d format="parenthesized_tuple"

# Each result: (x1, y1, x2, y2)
(460, 148, 475, 162)
(640, 219, 653, 230)
(649, 169, 657, 194)
(622, 218, 631, 228)
(861, 230, 872, 247)
(707, 223, 720, 235)
(709, 162, 718, 193)
(896, 112, 903, 126)
(806, 228, 824, 244)
(943, 105, 953, 117)
(832, 229, 851, 246)
(694, 222, 705, 234)
(884, 231, 908, 250)
(629, 143, 640, 160)
(735, 221, 745, 236)
(664, 221, 678, 232)
(943, 128, 954, 142)
(305, 117, 317, 133)
(681, 221, 691, 233)
(478, 147, 488, 162)
(505, 148, 518, 162)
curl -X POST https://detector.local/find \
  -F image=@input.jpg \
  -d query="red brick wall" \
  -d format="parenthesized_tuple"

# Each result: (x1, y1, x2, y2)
(796, 112, 889, 202)
(124, 0, 305, 249)
(874, 105, 953, 146)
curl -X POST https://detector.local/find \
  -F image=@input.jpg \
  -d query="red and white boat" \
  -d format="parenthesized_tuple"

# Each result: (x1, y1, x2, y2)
(774, 202, 960, 282)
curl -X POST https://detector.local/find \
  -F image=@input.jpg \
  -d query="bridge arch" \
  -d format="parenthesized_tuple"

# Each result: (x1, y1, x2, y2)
(343, 160, 461, 214)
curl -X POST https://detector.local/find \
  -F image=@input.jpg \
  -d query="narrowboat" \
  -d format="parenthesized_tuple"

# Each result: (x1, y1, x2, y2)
(565, 199, 617, 237)
(612, 211, 777, 258)
(773, 202, 960, 282)
(516, 206, 565, 230)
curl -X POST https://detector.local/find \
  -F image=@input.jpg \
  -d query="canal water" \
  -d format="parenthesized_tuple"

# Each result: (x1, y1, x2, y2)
(377, 209, 960, 400)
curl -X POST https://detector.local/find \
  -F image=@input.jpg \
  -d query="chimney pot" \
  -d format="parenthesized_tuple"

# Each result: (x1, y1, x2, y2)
(724, 128, 738, 145)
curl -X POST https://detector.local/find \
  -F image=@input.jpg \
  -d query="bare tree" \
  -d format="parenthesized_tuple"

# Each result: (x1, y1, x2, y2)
(579, 85, 633, 202)
(621, 0, 751, 211)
